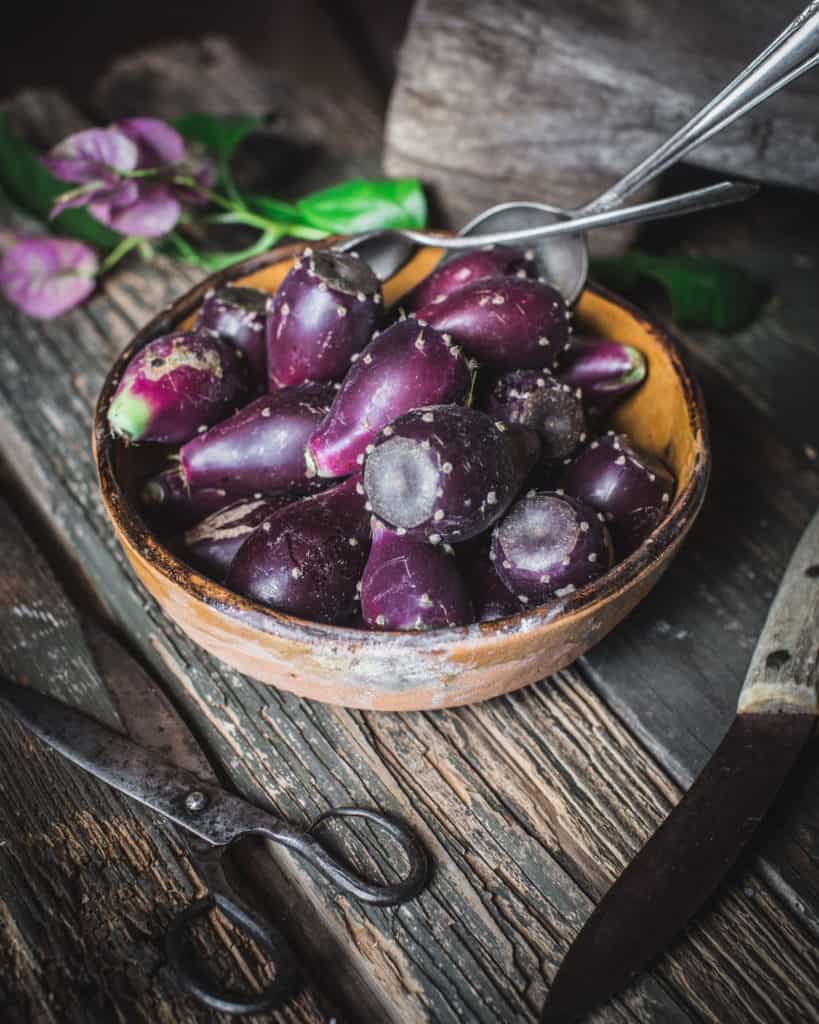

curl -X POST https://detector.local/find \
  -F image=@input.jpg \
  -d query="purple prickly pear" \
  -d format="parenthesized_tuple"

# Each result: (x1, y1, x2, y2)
(225, 475, 370, 623)
(484, 370, 587, 463)
(197, 285, 268, 385)
(561, 432, 676, 557)
(180, 383, 336, 497)
(457, 542, 522, 622)
(266, 249, 381, 389)
(362, 405, 540, 543)
(178, 494, 294, 581)
(108, 329, 248, 444)
(417, 276, 570, 370)
(361, 519, 474, 631)
(140, 465, 238, 532)
(491, 491, 613, 604)
(557, 338, 646, 418)
(403, 245, 536, 312)
(306, 319, 472, 478)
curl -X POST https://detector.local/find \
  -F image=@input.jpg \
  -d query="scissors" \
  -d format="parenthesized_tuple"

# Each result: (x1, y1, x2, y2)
(0, 623, 429, 1015)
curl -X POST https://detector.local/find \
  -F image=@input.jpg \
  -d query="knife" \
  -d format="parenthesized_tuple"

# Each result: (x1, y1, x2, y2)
(541, 507, 819, 1023)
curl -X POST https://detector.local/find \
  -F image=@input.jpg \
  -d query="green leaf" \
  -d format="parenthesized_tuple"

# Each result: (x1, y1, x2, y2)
(245, 195, 301, 222)
(297, 178, 427, 234)
(173, 113, 260, 164)
(0, 111, 122, 250)
(591, 250, 766, 331)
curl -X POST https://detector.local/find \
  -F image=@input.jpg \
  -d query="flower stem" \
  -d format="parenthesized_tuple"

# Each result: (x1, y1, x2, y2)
(98, 234, 142, 275)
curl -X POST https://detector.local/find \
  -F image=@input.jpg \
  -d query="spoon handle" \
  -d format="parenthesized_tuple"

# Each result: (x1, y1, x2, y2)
(581, 3, 819, 214)
(395, 180, 756, 250)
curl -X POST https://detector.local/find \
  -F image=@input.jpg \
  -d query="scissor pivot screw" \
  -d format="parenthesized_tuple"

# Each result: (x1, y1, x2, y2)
(184, 790, 208, 812)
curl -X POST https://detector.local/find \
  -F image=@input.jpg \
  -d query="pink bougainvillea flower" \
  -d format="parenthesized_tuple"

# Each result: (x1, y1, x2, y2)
(0, 236, 99, 319)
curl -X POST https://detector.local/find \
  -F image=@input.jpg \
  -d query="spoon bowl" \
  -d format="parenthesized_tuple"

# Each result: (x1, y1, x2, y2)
(458, 201, 588, 304)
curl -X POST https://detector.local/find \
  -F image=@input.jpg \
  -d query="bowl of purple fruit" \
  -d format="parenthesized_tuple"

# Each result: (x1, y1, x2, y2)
(94, 238, 709, 711)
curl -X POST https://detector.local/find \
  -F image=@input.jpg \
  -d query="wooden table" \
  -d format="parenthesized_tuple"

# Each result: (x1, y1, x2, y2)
(1, 15, 818, 1024)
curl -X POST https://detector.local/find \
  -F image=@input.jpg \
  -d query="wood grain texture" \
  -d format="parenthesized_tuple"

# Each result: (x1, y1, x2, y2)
(1, 79, 818, 1022)
(0, 500, 333, 1024)
(384, 0, 819, 240)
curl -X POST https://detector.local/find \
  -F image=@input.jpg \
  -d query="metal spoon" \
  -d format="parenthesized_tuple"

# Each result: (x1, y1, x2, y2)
(342, 2, 819, 299)
(338, 180, 756, 279)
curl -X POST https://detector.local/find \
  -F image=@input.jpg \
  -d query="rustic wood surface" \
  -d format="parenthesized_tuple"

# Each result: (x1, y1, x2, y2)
(385, 0, 819, 245)
(1, 18, 818, 1024)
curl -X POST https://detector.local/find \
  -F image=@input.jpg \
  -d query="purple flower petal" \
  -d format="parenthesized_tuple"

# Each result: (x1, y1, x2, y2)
(42, 127, 138, 184)
(117, 118, 186, 168)
(0, 236, 98, 319)
(90, 182, 181, 237)
(50, 185, 106, 218)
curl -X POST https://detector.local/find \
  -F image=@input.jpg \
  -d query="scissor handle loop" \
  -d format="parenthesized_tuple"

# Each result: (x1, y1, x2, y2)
(164, 890, 298, 1015)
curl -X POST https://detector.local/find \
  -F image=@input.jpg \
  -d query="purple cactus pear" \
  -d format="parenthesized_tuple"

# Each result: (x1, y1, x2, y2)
(403, 245, 536, 312)
(108, 329, 248, 444)
(558, 339, 647, 418)
(225, 475, 370, 623)
(197, 285, 268, 385)
(491, 492, 613, 605)
(266, 249, 381, 389)
(140, 465, 238, 532)
(362, 406, 540, 543)
(361, 520, 474, 630)
(178, 495, 294, 581)
(457, 542, 522, 622)
(484, 370, 587, 463)
(180, 383, 335, 497)
(561, 432, 676, 557)
(306, 319, 472, 478)
(418, 276, 570, 370)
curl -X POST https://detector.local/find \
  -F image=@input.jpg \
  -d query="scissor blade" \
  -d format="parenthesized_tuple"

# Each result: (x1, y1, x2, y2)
(0, 676, 258, 847)
(82, 621, 216, 784)
(540, 711, 815, 1023)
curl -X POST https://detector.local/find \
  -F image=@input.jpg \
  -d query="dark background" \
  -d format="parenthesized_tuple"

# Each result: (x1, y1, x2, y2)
(0, 1, 413, 103)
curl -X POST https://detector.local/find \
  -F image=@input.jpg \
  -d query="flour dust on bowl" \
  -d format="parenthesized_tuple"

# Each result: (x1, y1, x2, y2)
(94, 238, 710, 711)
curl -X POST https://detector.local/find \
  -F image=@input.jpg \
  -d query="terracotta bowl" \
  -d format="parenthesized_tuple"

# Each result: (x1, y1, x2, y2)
(94, 238, 709, 711)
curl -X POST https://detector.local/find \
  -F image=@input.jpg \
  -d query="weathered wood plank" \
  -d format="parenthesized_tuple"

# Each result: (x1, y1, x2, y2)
(384, 0, 819, 238)
(0, 499, 334, 1023)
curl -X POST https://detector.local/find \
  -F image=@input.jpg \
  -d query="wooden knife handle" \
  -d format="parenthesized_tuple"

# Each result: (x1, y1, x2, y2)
(738, 508, 819, 715)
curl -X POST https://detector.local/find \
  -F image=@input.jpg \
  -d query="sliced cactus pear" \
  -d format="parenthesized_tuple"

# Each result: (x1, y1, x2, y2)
(361, 520, 474, 630)
(225, 475, 370, 623)
(178, 494, 294, 581)
(457, 542, 522, 622)
(307, 319, 472, 478)
(403, 245, 536, 312)
(266, 249, 381, 389)
(484, 370, 587, 462)
(140, 465, 237, 532)
(197, 285, 268, 385)
(418, 276, 570, 370)
(491, 492, 613, 604)
(561, 432, 676, 557)
(362, 405, 540, 543)
(108, 329, 248, 444)
(180, 383, 335, 497)
(558, 339, 646, 418)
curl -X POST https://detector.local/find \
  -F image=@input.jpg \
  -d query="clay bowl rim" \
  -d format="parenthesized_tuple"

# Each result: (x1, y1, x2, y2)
(94, 236, 710, 653)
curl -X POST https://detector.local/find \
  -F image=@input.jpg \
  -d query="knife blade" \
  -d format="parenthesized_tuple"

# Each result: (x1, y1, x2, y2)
(541, 508, 819, 1023)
